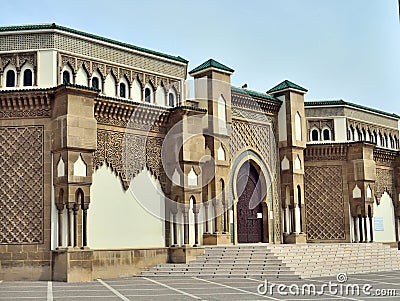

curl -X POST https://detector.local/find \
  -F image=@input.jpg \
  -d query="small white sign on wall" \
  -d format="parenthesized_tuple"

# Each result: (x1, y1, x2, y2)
(257, 213, 262, 219)
(374, 217, 384, 231)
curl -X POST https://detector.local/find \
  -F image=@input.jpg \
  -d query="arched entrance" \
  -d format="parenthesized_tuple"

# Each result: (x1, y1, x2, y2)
(236, 161, 263, 243)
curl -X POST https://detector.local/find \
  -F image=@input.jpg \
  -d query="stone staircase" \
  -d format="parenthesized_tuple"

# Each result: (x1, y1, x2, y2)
(270, 243, 400, 278)
(141, 243, 400, 279)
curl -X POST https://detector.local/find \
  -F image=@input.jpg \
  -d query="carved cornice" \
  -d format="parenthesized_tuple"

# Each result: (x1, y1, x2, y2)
(305, 143, 348, 161)
(94, 96, 170, 133)
(0, 90, 52, 118)
(231, 92, 281, 115)
(373, 148, 398, 167)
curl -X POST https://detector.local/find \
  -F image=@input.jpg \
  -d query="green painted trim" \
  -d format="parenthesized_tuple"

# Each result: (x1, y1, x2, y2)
(305, 100, 400, 119)
(267, 80, 308, 94)
(0, 23, 188, 63)
(189, 58, 234, 74)
(231, 86, 282, 103)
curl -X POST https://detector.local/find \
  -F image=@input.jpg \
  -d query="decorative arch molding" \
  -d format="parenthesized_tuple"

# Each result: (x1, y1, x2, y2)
(0, 52, 37, 72)
(374, 168, 394, 201)
(229, 149, 280, 242)
(58, 53, 181, 100)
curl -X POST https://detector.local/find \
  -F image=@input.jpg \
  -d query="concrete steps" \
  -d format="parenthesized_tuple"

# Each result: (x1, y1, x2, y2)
(141, 243, 400, 279)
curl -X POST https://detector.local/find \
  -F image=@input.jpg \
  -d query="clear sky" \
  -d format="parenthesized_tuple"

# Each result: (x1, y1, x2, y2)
(1, 0, 399, 115)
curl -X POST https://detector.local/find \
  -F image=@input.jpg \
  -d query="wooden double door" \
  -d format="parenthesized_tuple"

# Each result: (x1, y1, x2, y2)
(236, 162, 263, 243)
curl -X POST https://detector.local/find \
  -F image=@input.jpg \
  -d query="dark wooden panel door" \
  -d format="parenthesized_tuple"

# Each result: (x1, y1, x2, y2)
(237, 162, 262, 243)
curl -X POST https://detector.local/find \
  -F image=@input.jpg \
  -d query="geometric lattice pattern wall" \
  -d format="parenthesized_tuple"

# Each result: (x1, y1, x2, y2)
(305, 165, 346, 241)
(0, 126, 44, 244)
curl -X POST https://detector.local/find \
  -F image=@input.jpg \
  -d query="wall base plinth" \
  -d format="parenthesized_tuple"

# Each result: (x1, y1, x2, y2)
(202, 233, 231, 245)
(284, 233, 307, 244)
(168, 246, 204, 264)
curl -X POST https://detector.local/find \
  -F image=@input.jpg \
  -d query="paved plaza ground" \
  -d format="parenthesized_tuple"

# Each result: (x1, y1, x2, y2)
(0, 270, 399, 300)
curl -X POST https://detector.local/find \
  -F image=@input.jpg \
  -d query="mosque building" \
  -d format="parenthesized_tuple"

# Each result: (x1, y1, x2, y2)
(0, 23, 399, 281)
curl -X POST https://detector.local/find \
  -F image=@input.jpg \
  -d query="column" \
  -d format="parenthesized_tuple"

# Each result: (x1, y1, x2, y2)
(353, 216, 358, 243)
(290, 205, 296, 233)
(203, 202, 209, 234)
(182, 206, 189, 245)
(82, 203, 88, 248)
(66, 203, 73, 247)
(223, 201, 228, 233)
(213, 200, 219, 233)
(73, 203, 79, 247)
(358, 215, 364, 242)
(299, 203, 304, 233)
(193, 204, 199, 247)
(285, 206, 291, 234)
(368, 215, 374, 242)
(282, 206, 287, 234)
(363, 216, 368, 243)
(294, 203, 301, 233)
(56, 204, 64, 248)
(172, 211, 178, 246)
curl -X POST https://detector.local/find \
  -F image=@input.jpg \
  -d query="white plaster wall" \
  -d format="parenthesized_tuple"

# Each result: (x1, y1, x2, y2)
(278, 96, 287, 142)
(333, 117, 347, 142)
(89, 165, 165, 249)
(104, 74, 116, 97)
(37, 50, 57, 88)
(155, 86, 166, 106)
(75, 67, 88, 86)
(131, 80, 142, 101)
(373, 193, 396, 242)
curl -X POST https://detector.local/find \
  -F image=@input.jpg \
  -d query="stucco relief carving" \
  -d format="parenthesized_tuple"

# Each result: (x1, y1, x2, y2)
(93, 129, 165, 191)
(0, 52, 37, 71)
(375, 168, 394, 200)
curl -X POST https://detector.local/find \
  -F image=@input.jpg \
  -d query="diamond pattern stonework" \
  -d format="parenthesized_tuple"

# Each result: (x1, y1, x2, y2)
(305, 165, 346, 241)
(0, 126, 44, 244)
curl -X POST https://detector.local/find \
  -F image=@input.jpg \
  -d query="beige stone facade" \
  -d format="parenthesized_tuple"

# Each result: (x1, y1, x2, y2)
(1, 24, 399, 281)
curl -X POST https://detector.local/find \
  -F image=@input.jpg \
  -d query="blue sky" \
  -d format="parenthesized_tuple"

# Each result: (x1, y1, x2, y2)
(2, 0, 399, 114)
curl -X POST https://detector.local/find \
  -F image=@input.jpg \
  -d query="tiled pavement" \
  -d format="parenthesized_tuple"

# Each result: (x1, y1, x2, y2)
(1, 271, 400, 300)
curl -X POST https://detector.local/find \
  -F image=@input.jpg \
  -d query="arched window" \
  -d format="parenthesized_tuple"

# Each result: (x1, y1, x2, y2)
(311, 129, 319, 141)
(6, 70, 15, 87)
(23, 69, 33, 86)
(169, 93, 175, 107)
(145, 88, 151, 103)
(323, 128, 330, 141)
(62, 71, 71, 84)
(92, 77, 99, 90)
(119, 83, 126, 98)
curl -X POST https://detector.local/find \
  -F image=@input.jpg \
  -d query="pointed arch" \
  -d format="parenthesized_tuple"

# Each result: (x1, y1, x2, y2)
(104, 71, 117, 96)
(131, 76, 142, 101)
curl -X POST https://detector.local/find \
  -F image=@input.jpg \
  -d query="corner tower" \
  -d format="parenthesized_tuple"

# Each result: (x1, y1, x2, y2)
(189, 59, 233, 245)
(268, 80, 308, 244)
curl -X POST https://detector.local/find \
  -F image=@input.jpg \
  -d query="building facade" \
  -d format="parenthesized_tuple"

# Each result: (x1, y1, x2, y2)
(0, 24, 399, 281)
